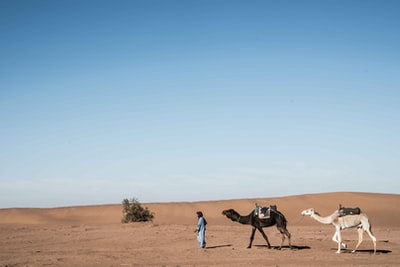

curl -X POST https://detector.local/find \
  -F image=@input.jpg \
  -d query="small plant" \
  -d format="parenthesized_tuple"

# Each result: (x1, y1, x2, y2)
(121, 197, 154, 223)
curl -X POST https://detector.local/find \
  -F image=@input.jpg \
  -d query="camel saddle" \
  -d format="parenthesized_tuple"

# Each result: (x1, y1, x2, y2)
(338, 204, 361, 217)
(254, 204, 277, 219)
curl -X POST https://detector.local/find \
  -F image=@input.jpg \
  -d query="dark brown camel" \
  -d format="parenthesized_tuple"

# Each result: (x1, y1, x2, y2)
(222, 207, 291, 249)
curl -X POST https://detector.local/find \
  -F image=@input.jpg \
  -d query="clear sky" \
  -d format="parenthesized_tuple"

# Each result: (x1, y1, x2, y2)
(1, 0, 399, 208)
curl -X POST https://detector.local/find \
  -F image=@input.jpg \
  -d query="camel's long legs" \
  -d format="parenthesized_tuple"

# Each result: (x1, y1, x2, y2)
(332, 228, 346, 252)
(333, 227, 346, 253)
(258, 228, 272, 249)
(352, 227, 364, 253)
(248, 227, 256, 248)
(285, 229, 292, 248)
(352, 226, 377, 254)
(336, 229, 341, 253)
(278, 228, 291, 249)
(332, 230, 338, 244)
(366, 227, 377, 254)
(280, 233, 285, 249)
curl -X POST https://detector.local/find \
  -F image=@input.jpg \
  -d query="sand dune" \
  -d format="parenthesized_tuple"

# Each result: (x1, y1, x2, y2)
(1, 192, 399, 266)
(1, 192, 398, 226)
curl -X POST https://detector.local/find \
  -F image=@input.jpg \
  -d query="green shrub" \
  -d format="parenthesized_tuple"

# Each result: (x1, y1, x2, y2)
(121, 197, 154, 223)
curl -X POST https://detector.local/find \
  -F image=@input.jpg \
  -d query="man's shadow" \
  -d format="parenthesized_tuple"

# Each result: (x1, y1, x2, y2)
(206, 244, 233, 249)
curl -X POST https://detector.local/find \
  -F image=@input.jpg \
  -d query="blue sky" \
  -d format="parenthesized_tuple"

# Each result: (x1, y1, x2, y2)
(1, 0, 399, 208)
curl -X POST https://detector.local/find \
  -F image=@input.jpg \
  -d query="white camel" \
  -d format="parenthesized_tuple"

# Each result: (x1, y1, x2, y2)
(301, 208, 377, 254)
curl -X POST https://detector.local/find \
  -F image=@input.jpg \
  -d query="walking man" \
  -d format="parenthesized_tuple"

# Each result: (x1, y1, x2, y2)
(195, 211, 207, 248)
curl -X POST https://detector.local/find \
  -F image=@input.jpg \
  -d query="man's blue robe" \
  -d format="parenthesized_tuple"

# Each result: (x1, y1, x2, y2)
(196, 217, 206, 248)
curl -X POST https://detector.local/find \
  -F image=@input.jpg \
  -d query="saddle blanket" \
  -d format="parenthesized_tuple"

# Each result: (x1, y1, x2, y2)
(255, 205, 277, 219)
(338, 204, 361, 217)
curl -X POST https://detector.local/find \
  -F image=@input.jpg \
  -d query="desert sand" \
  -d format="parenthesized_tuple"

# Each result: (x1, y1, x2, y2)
(0, 192, 399, 266)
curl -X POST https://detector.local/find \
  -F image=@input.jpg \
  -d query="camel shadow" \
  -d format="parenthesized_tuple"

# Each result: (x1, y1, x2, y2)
(254, 245, 310, 250)
(331, 248, 392, 254)
(206, 244, 233, 249)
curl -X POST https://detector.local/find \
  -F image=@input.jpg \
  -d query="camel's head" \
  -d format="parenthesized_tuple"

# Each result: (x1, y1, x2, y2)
(301, 208, 315, 216)
(222, 209, 234, 217)
(222, 209, 239, 221)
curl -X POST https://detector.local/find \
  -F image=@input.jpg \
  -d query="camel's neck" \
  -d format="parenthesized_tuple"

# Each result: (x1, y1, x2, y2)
(311, 211, 337, 224)
(235, 212, 252, 225)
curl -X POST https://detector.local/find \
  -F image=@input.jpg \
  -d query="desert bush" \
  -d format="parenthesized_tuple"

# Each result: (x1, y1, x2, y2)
(121, 197, 154, 223)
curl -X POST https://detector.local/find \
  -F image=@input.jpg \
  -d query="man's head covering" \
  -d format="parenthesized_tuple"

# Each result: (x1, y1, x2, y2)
(196, 211, 203, 217)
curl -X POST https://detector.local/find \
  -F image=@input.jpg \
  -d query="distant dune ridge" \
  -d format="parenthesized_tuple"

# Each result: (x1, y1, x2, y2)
(1, 192, 399, 227)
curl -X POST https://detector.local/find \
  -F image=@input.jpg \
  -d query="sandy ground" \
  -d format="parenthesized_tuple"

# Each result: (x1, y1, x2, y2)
(0, 192, 399, 266)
